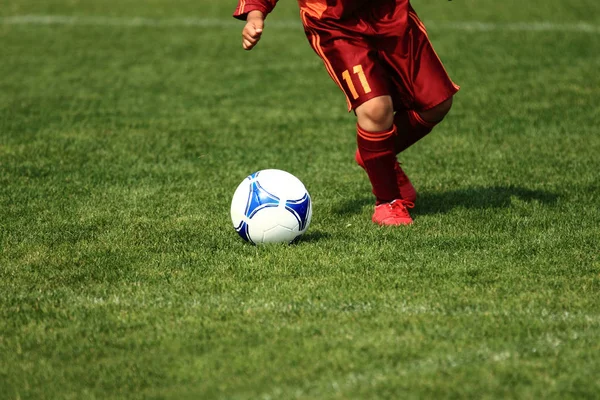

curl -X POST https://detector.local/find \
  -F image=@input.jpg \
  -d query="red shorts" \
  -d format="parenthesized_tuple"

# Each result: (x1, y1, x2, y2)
(301, 2, 459, 112)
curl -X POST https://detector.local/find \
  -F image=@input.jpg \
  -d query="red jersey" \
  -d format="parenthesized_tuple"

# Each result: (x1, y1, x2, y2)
(233, 0, 401, 21)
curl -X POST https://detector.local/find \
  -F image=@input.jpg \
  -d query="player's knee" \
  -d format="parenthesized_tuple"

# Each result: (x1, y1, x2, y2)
(421, 96, 453, 123)
(356, 96, 394, 132)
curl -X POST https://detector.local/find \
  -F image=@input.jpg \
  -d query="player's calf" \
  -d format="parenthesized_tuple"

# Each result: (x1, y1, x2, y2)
(355, 149, 417, 203)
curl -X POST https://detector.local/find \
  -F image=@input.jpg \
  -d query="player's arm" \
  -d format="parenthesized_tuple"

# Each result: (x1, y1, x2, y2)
(241, 10, 265, 50)
(233, 0, 278, 50)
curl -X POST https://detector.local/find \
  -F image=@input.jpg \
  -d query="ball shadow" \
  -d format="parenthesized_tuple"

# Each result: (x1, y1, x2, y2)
(292, 230, 331, 244)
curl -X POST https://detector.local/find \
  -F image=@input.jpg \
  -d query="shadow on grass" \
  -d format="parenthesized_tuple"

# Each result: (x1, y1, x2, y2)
(415, 185, 559, 215)
(294, 230, 331, 244)
(333, 185, 559, 216)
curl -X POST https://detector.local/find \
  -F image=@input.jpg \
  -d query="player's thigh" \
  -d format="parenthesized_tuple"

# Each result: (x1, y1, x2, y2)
(306, 31, 392, 111)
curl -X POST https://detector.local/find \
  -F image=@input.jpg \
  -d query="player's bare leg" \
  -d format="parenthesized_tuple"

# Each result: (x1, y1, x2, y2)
(355, 96, 413, 225)
(419, 97, 453, 124)
(355, 96, 417, 204)
(355, 95, 394, 132)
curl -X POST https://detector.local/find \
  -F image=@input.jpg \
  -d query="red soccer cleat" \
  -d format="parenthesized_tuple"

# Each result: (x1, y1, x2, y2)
(372, 199, 414, 226)
(355, 149, 417, 203)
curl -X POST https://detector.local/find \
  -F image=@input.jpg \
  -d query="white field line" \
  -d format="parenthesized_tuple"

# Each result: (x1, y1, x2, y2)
(1, 15, 600, 33)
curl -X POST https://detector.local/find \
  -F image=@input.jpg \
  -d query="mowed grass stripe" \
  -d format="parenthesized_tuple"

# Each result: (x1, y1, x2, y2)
(1, 14, 600, 33)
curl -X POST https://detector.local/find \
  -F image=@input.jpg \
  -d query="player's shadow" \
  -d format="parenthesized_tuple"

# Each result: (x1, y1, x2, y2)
(415, 185, 558, 215)
(333, 185, 559, 216)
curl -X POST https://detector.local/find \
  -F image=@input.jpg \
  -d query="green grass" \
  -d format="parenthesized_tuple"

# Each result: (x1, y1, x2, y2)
(1, 0, 600, 398)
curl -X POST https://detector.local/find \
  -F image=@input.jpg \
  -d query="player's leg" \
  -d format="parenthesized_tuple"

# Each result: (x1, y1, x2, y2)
(349, 88, 415, 225)
(354, 95, 394, 132)
(420, 97, 454, 123)
(376, 5, 459, 154)
(301, 20, 413, 224)
(354, 95, 398, 204)
(393, 97, 454, 154)
(354, 96, 418, 204)
(361, 4, 457, 206)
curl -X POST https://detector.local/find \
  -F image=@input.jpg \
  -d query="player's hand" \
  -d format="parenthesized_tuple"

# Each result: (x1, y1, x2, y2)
(242, 10, 264, 50)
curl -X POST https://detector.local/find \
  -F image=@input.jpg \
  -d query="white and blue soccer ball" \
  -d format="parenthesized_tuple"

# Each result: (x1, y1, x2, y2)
(231, 169, 312, 244)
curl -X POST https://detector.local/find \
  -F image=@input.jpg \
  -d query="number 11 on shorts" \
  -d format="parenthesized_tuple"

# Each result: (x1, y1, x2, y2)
(342, 65, 372, 99)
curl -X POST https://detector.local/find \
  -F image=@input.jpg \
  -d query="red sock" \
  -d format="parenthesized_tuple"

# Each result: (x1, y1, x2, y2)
(393, 110, 437, 154)
(356, 124, 400, 204)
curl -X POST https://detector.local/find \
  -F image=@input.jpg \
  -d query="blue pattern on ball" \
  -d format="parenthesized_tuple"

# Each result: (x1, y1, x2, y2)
(285, 193, 311, 231)
(234, 220, 251, 243)
(235, 171, 281, 243)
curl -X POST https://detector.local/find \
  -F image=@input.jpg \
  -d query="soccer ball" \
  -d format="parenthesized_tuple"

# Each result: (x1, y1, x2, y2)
(231, 169, 312, 244)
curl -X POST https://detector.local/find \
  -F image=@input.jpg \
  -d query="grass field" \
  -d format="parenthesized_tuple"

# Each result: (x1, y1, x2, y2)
(1, 0, 600, 398)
